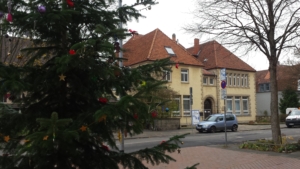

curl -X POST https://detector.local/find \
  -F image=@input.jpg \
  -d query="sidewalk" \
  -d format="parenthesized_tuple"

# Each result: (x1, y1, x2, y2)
(123, 124, 300, 169)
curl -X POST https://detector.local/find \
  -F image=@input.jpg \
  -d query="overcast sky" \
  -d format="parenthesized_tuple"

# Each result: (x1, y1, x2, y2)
(123, 0, 294, 71)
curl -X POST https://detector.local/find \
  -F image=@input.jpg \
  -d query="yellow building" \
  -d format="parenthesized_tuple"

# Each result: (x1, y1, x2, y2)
(123, 29, 257, 127)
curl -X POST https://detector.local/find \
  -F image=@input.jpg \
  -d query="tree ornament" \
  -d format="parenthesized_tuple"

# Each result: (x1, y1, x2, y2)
(17, 54, 23, 60)
(4, 135, 10, 142)
(160, 140, 165, 145)
(133, 113, 138, 119)
(0, 11, 4, 18)
(151, 111, 158, 118)
(38, 5, 46, 13)
(129, 29, 138, 36)
(98, 115, 107, 123)
(69, 49, 76, 55)
(140, 81, 146, 86)
(7, 13, 13, 22)
(101, 145, 109, 151)
(80, 125, 87, 132)
(114, 42, 120, 53)
(59, 74, 66, 81)
(98, 97, 108, 104)
(177, 149, 181, 154)
(175, 63, 179, 69)
(165, 107, 169, 112)
(66, 0, 74, 7)
(43, 135, 48, 140)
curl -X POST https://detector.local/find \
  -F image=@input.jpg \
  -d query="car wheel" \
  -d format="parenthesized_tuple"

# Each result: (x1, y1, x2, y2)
(209, 126, 216, 133)
(198, 130, 203, 133)
(287, 125, 293, 128)
(231, 125, 238, 132)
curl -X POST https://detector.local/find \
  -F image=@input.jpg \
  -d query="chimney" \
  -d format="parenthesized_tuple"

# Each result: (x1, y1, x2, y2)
(193, 38, 200, 56)
(172, 33, 176, 41)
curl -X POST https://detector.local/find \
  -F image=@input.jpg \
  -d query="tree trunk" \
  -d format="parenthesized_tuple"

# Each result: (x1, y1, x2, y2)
(269, 60, 282, 144)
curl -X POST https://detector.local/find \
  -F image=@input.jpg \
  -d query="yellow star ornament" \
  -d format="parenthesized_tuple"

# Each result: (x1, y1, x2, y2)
(4, 136, 10, 142)
(59, 74, 66, 81)
(43, 135, 49, 140)
(80, 125, 88, 132)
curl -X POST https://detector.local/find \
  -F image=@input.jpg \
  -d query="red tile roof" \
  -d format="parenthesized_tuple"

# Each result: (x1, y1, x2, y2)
(256, 65, 300, 91)
(122, 29, 204, 67)
(187, 40, 256, 72)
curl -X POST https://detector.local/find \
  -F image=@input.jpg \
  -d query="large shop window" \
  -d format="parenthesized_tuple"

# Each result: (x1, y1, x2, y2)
(226, 96, 249, 115)
(183, 95, 191, 116)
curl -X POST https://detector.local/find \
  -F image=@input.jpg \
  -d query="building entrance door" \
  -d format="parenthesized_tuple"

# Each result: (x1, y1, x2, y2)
(204, 99, 212, 119)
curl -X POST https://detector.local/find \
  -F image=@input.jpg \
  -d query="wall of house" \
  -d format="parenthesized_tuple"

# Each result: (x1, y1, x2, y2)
(167, 65, 202, 126)
(256, 92, 271, 116)
(203, 69, 257, 123)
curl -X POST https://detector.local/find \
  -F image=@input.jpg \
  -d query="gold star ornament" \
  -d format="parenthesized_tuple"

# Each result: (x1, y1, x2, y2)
(4, 136, 10, 142)
(43, 135, 49, 140)
(80, 125, 87, 132)
(59, 74, 66, 81)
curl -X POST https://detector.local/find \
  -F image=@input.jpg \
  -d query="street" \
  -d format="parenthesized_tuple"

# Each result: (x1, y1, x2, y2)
(118, 127, 300, 153)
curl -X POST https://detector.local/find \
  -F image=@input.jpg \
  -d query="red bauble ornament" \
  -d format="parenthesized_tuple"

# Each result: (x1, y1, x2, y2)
(175, 63, 179, 69)
(151, 111, 158, 118)
(160, 140, 166, 145)
(66, 0, 74, 7)
(7, 13, 12, 22)
(98, 97, 108, 104)
(69, 49, 76, 55)
(101, 145, 109, 151)
(133, 113, 138, 119)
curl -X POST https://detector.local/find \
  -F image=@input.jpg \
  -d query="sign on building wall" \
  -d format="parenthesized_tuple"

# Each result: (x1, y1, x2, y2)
(298, 79, 300, 91)
(191, 110, 200, 125)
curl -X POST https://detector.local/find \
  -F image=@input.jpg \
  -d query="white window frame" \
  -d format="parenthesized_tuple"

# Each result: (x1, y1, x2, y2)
(165, 46, 175, 55)
(164, 71, 171, 82)
(203, 77, 207, 84)
(226, 96, 233, 114)
(228, 73, 232, 86)
(236, 74, 240, 86)
(242, 97, 249, 114)
(241, 75, 244, 87)
(209, 77, 214, 85)
(181, 69, 189, 82)
(234, 97, 241, 115)
(172, 96, 181, 117)
(183, 95, 191, 116)
(244, 74, 248, 87)
(233, 74, 236, 86)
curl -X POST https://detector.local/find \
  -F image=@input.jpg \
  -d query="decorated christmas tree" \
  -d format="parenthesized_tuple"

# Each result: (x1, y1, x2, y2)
(0, 0, 187, 168)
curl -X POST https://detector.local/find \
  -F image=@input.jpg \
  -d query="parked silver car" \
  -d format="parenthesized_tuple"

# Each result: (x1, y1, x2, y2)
(286, 109, 300, 128)
(196, 114, 238, 133)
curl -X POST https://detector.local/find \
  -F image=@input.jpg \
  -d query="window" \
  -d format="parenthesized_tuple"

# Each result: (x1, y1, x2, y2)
(244, 74, 248, 87)
(209, 77, 214, 85)
(164, 71, 171, 81)
(233, 74, 236, 86)
(241, 75, 244, 86)
(242, 97, 249, 114)
(203, 77, 207, 84)
(181, 69, 188, 82)
(227, 96, 249, 115)
(226, 96, 233, 114)
(259, 83, 270, 92)
(234, 97, 241, 114)
(172, 96, 181, 116)
(183, 95, 190, 116)
(236, 74, 240, 86)
(228, 73, 232, 86)
(165, 46, 175, 55)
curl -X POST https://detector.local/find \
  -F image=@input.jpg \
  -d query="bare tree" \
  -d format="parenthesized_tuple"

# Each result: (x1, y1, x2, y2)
(185, 0, 300, 144)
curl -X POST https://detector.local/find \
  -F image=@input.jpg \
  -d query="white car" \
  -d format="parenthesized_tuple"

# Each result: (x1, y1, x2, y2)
(286, 109, 300, 128)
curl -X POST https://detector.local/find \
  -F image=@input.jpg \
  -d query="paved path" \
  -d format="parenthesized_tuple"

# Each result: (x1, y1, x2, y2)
(142, 145, 300, 169)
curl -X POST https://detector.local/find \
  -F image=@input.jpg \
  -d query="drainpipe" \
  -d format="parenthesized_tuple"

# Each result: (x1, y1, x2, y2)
(215, 71, 219, 113)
